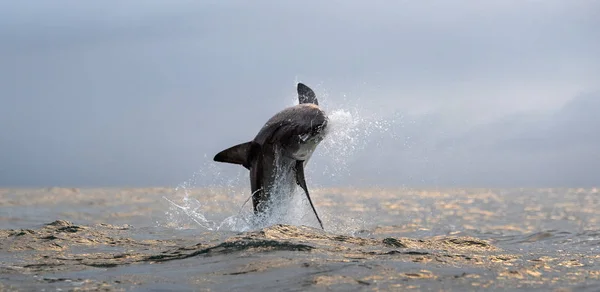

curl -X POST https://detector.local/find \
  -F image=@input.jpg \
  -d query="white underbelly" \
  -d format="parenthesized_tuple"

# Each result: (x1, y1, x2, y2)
(292, 139, 319, 161)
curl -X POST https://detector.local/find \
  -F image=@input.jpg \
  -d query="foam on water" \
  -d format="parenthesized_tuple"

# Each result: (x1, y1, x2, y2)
(161, 93, 398, 234)
(162, 168, 324, 232)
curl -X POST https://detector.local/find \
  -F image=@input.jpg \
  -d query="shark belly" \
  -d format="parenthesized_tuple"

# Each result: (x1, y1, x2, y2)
(292, 141, 318, 161)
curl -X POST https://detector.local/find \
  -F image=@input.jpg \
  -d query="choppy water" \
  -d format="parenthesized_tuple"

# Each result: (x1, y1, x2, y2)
(1, 187, 600, 291)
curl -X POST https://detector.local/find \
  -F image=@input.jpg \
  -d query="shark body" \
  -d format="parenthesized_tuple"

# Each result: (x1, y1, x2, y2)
(213, 83, 328, 228)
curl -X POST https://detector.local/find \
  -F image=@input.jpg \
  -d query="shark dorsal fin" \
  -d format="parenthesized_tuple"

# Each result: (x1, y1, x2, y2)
(213, 141, 253, 169)
(297, 83, 318, 105)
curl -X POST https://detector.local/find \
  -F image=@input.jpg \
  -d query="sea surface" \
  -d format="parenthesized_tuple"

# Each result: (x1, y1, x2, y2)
(1, 187, 600, 291)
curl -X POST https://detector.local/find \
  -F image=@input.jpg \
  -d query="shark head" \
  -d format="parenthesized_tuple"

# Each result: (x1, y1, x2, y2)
(286, 104, 328, 161)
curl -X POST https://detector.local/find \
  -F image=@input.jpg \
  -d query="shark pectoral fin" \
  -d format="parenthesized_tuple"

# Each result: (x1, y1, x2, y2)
(213, 141, 253, 169)
(295, 160, 324, 230)
(297, 83, 318, 105)
(250, 156, 265, 214)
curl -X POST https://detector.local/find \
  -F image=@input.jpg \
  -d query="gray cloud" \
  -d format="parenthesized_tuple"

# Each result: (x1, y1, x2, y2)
(0, 1, 598, 187)
(346, 92, 600, 187)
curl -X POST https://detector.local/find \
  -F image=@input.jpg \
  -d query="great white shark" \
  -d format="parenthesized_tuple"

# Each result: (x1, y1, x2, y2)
(213, 83, 328, 229)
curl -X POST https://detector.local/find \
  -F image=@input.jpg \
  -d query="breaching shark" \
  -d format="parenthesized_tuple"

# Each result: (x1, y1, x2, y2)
(213, 83, 328, 229)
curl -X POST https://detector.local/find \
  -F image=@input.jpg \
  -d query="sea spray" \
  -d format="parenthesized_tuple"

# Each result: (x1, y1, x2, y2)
(316, 108, 396, 178)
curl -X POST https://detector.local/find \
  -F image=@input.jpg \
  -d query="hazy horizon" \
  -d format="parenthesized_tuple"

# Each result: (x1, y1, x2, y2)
(1, 1, 599, 188)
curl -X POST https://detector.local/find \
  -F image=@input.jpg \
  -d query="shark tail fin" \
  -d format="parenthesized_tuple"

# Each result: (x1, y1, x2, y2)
(297, 83, 318, 105)
(213, 141, 254, 169)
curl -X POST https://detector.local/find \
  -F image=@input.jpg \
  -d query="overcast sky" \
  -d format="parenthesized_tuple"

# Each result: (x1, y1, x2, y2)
(0, 1, 598, 187)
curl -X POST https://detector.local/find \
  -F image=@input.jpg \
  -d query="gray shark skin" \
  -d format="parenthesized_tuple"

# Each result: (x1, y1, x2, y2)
(213, 83, 328, 229)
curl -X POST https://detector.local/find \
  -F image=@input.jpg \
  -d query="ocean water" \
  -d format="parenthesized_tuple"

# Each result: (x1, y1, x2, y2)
(1, 187, 600, 291)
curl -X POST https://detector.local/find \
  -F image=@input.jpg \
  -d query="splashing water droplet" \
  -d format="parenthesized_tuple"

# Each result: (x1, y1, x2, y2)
(315, 107, 397, 177)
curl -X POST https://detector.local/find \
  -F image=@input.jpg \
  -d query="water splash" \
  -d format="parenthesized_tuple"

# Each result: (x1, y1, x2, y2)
(162, 152, 324, 232)
(317, 108, 397, 176)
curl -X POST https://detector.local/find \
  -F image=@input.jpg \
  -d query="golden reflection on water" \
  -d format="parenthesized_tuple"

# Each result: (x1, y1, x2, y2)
(1, 187, 600, 290)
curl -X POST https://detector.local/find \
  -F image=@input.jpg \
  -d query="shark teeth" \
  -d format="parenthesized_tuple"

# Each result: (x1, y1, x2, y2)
(299, 133, 311, 142)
